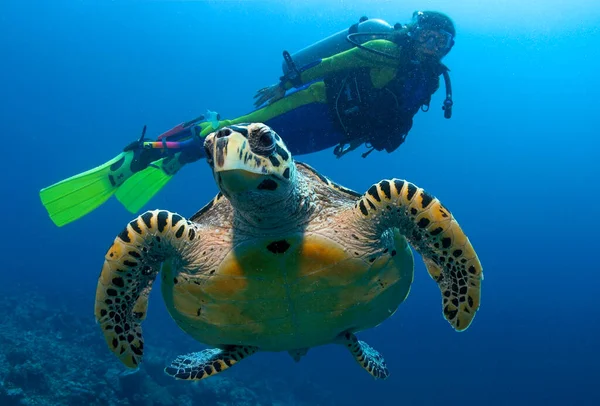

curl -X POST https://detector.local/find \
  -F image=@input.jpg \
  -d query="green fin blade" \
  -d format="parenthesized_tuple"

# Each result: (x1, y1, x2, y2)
(115, 164, 173, 213)
(39, 153, 126, 227)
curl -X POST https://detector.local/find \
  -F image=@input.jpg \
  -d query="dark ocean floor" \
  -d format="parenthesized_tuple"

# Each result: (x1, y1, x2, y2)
(0, 289, 334, 406)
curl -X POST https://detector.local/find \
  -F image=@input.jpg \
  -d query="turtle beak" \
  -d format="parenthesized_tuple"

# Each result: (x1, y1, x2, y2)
(210, 132, 265, 175)
(217, 170, 264, 194)
(208, 129, 268, 194)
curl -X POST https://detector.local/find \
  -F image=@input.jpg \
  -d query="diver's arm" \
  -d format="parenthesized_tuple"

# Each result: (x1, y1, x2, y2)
(281, 39, 401, 90)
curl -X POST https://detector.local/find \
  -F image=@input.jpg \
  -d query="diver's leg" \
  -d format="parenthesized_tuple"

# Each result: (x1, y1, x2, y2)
(39, 124, 204, 227)
(39, 145, 167, 227)
(113, 136, 205, 214)
(263, 102, 342, 156)
(197, 82, 345, 156)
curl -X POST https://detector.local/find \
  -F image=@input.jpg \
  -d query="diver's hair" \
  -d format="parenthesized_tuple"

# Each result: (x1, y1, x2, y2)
(414, 11, 456, 37)
(391, 11, 456, 57)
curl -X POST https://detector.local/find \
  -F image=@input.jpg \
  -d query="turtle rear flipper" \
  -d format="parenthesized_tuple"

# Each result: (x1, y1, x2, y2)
(95, 209, 199, 369)
(165, 346, 258, 380)
(337, 332, 389, 380)
(354, 179, 484, 331)
(288, 348, 309, 362)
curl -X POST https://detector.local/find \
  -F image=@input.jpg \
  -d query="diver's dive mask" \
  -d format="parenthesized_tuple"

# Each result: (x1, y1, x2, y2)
(410, 10, 455, 56)
(416, 28, 454, 55)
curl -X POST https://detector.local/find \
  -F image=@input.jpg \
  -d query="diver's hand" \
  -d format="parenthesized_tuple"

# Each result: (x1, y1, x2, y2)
(253, 83, 285, 108)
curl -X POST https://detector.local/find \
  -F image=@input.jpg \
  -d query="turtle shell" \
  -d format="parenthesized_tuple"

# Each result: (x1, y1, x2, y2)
(160, 228, 414, 351)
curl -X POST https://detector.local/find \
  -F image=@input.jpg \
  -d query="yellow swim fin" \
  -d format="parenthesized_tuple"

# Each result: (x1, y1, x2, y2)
(115, 153, 186, 213)
(115, 165, 173, 213)
(40, 152, 134, 227)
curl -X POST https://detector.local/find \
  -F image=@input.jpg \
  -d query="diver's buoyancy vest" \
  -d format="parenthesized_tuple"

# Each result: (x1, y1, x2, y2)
(279, 16, 453, 154)
(324, 60, 445, 152)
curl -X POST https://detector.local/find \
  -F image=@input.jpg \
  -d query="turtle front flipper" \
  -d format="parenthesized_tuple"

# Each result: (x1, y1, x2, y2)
(336, 332, 389, 380)
(164, 346, 258, 380)
(95, 210, 199, 369)
(354, 179, 484, 331)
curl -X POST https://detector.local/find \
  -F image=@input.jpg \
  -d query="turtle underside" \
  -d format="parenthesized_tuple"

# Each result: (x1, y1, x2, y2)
(161, 227, 415, 351)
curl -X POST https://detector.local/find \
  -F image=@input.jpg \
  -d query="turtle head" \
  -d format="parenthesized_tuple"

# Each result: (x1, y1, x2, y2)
(204, 123, 296, 206)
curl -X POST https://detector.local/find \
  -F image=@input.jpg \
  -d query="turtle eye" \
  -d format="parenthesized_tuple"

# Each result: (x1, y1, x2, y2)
(203, 137, 214, 165)
(259, 131, 274, 148)
(251, 127, 276, 157)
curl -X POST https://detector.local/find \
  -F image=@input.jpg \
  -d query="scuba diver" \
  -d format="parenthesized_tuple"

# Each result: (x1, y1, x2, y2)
(40, 10, 457, 227)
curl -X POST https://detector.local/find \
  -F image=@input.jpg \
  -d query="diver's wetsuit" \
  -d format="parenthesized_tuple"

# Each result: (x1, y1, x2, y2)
(39, 38, 450, 228)
(146, 38, 446, 166)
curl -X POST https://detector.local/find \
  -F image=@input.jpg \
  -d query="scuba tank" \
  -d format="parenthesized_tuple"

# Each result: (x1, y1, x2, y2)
(279, 15, 455, 160)
(281, 17, 394, 76)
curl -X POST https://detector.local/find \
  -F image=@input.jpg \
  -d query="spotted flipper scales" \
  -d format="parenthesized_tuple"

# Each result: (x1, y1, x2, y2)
(338, 332, 389, 380)
(94, 209, 199, 369)
(164, 346, 258, 380)
(354, 179, 484, 331)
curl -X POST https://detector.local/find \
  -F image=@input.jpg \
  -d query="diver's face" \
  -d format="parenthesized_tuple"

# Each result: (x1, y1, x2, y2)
(415, 29, 453, 58)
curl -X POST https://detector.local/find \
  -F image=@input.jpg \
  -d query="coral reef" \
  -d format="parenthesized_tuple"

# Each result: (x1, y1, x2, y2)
(0, 288, 334, 406)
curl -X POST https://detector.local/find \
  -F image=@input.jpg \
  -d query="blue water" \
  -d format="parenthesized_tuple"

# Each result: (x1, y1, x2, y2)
(1, 0, 599, 405)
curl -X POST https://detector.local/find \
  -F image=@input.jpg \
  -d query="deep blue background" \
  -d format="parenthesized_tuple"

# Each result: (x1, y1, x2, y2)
(1, 0, 599, 404)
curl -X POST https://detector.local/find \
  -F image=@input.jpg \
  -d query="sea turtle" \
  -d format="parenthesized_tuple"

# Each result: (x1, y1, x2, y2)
(95, 123, 483, 381)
